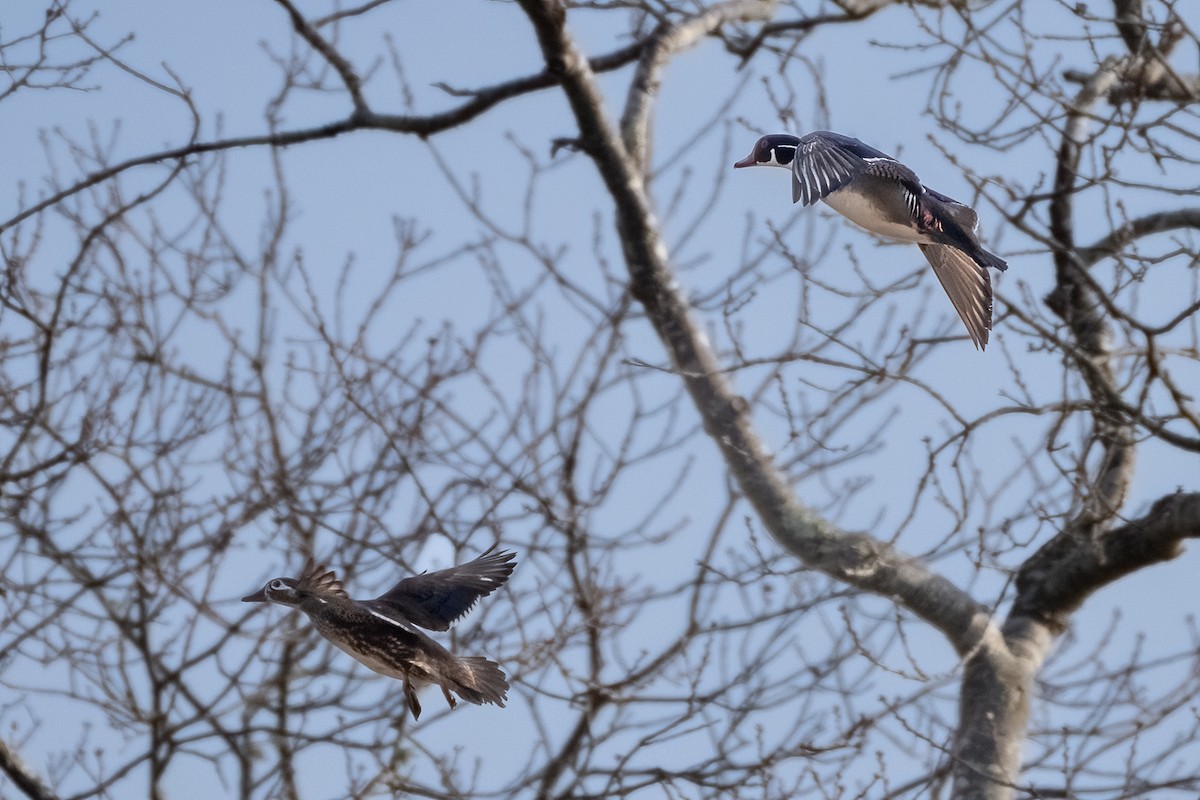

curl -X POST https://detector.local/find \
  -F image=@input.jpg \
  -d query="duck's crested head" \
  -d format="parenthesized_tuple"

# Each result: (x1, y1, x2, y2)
(734, 133, 801, 169)
(242, 560, 347, 606)
(242, 576, 302, 606)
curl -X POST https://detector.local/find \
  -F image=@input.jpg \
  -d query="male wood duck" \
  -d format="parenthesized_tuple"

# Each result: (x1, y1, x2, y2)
(734, 131, 1008, 349)
(242, 547, 515, 720)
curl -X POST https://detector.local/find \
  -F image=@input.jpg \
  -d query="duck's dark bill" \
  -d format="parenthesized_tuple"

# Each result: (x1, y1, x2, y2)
(242, 589, 267, 602)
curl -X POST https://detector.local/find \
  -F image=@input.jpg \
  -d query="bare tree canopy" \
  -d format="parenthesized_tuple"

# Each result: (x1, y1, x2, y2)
(2, 1, 1198, 799)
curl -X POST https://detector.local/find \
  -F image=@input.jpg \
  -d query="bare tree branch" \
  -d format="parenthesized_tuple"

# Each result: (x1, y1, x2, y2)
(271, 0, 368, 114)
(0, 40, 647, 235)
(3, 1, 1198, 799)
(619, 0, 773, 169)
(0, 740, 59, 800)
(1078, 208, 1200, 267)
(1014, 491, 1200, 630)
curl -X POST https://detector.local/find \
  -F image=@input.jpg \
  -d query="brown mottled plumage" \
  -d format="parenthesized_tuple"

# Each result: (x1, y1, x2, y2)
(243, 547, 515, 720)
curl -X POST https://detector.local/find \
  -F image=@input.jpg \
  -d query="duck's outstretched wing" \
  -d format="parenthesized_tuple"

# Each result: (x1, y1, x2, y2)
(365, 547, 517, 631)
(792, 131, 922, 206)
(919, 244, 995, 350)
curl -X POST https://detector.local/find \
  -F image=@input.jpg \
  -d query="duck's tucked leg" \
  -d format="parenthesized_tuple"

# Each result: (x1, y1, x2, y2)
(404, 677, 423, 720)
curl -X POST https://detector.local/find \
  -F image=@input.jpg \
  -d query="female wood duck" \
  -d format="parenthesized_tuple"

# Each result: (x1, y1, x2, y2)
(243, 547, 515, 720)
(735, 131, 1008, 350)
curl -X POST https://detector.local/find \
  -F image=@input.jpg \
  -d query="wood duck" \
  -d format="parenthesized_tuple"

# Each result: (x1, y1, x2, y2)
(735, 131, 1008, 350)
(242, 547, 516, 720)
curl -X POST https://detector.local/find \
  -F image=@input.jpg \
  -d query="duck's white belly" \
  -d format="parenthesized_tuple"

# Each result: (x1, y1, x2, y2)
(823, 188, 924, 244)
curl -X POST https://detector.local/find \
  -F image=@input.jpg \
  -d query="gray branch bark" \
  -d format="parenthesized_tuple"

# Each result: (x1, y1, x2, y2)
(1014, 491, 1200, 630)
(0, 740, 59, 800)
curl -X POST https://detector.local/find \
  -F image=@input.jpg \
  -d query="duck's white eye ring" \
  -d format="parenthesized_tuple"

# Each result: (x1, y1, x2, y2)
(269, 579, 285, 590)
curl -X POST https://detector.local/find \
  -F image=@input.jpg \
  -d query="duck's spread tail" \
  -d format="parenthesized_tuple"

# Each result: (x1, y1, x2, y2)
(976, 247, 1008, 272)
(447, 656, 509, 708)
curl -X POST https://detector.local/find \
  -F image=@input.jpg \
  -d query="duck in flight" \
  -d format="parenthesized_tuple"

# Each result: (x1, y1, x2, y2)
(243, 547, 515, 720)
(735, 131, 1007, 349)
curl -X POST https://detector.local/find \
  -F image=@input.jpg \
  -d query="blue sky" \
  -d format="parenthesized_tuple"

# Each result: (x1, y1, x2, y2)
(3, 0, 1199, 796)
